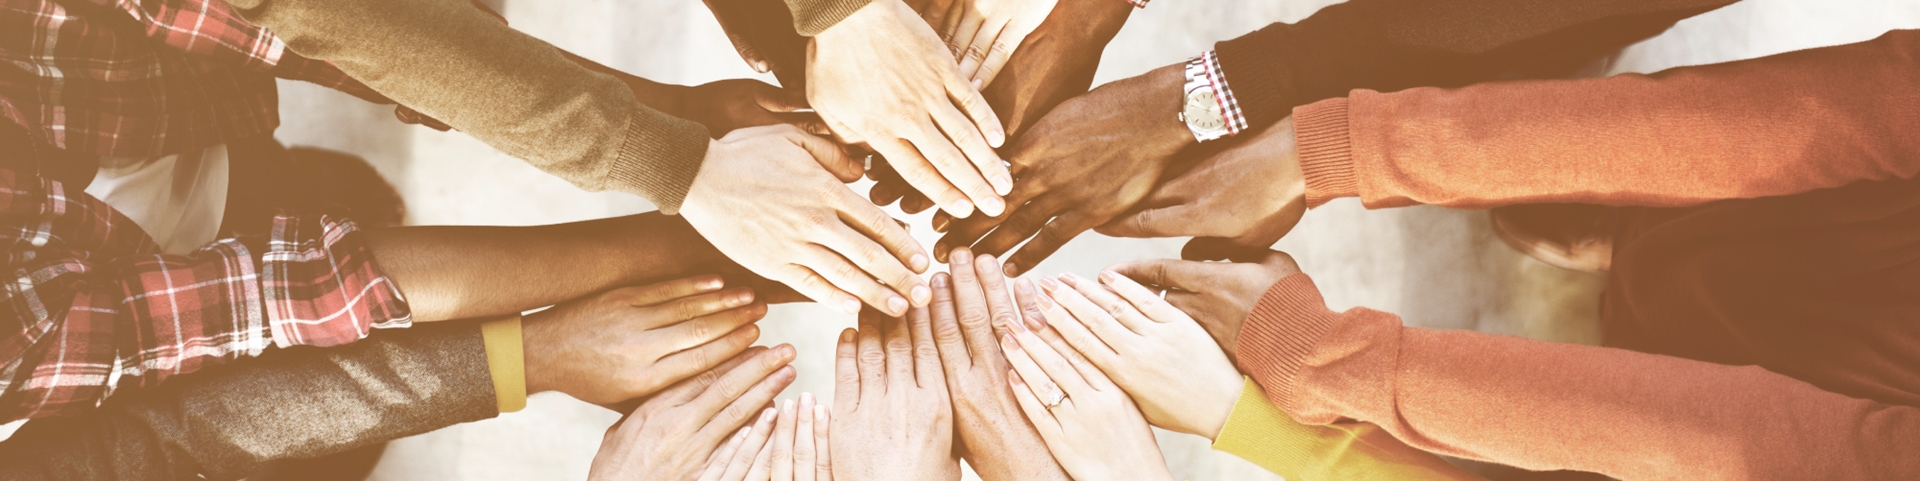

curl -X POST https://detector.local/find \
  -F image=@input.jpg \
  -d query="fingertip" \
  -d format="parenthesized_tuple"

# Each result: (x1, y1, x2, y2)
(1003, 261, 1020, 277)
(930, 272, 951, 289)
(948, 199, 976, 218)
(978, 196, 1005, 217)
(909, 253, 930, 273)
(839, 328, 856, 343)
(887, 296, 909, 316)
(841, 297, 862, 314)
(910, 285, 931, 306)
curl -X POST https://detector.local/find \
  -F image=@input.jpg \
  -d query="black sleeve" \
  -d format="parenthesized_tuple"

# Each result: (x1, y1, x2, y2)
(1213, 0, 1740, 129)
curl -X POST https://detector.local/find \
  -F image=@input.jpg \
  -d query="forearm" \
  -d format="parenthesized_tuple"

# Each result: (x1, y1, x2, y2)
(1292, 29, 1920, 209)
(366, 212, 724, 322)
(224, 0, 711, 211)
(1238, 275, 1920, 479)
(0, 323, 494, 481)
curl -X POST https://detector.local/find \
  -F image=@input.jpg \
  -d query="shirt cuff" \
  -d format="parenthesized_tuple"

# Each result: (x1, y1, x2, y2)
(785, 0, 877, 36)
(1293, 98, 1359, 208)
(264, 213, 412, 349)
(1236, 274, 1341, 416)
(480, 315, 527, 413)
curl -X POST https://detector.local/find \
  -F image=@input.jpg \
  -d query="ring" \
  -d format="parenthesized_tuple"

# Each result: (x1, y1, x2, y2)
(1042, 390, 1066, 408)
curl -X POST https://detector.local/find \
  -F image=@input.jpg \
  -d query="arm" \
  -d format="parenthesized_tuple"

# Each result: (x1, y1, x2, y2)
(1295, 29, 1920, 209)
(221, 0, 711, 212)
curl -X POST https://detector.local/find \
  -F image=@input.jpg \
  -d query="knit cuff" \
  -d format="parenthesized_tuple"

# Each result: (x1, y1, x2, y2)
(1212, 24, 1295, 130)
(479, 316, 526, 414)
(606, 104, 711, 214)
(1293, 99, 1358, 208)
(1236, 274, 1341, 417)
(787, 0, 876, 36)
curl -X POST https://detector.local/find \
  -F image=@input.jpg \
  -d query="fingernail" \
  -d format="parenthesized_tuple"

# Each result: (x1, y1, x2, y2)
(951, 247, 973, 266)
(992, 175, 1012, 195)
(932, 216, 951, 232)
(979, 197, 1006, 217)
(911, 285, 931, 306)
(888, 296, 909, 315)
(1026, 314, 1045, 331)
(1004, 261, 1020, 276)
(910, 253, 930, 272)
(1000, 333, 1019, 350)
(842, 298, 862, 314)
(972, 78, 984, 90)
(931, 273, 950, 289)
(840, 329, 854, 342)
(701, 276, 726, 290)
(1059, 273, 1080, 287)
(978, 255, 1002, 276)
(989, 128, 1007, 148)
(1099, 271, 1118, 284)
(951, 199, 975, 218)
(760, 408, 776, 423)
(752, 61, 770, 73)
(775, 343, 796, 357)
(730, 291, 754, 307)
(783, 399, 796, 412)
(1037, 277, 1060, 292)
(1014, 277, 1034, 295)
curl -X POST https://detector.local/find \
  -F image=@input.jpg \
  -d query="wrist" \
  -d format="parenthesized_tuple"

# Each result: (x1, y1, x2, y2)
(1201, 380, 1246, 441)
(520, 309, 558, 394)
(1138, 63, 1195, 154)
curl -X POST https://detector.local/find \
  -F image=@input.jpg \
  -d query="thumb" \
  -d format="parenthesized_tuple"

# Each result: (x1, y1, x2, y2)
(788, 130, 864, 183)
(754, 85, 811, 113)
(725, 30, 771, 73)
(1106, 258, 1215, 293)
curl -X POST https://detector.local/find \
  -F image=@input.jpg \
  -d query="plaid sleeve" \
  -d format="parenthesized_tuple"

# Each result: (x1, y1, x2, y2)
(0, 167, 410, 422)
(90, 0, 395, 103)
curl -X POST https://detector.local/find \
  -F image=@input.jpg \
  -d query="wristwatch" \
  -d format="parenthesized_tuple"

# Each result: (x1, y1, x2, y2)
(1180, 51, 1245, 142)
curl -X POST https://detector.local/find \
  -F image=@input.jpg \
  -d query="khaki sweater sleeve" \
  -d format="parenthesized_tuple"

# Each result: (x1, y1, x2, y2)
(226, 0, 711, 212)
(1236, 274, 1920, 480)
(0, 322, 497, 481)
(785, 0, 874, 36)
(1293, 29, 1920, 209)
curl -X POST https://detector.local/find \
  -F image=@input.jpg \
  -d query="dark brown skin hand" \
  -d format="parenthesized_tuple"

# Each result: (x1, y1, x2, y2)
(870, 0, 1133, 214)
(932, 64, 1192, 276)
(674, 79, 828, 138)
(700, 0, 809, 88)
(521, 276, 776, 409)
(930, 249, 1070, 481)
(1103, 247, 1302, 360)
(1098, 117, 1307, 249)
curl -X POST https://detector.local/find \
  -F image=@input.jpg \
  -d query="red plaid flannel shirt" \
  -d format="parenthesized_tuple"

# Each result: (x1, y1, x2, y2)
(0, 0, 413, 422)
(0, 0, 394, 159)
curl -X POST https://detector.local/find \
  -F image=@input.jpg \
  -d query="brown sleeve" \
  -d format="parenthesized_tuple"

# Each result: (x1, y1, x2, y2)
(1236, 274, 1920, 480)
(1293, 29, 1920, 209)
(0, 322, 497, 481)
(784, 0, 873, 36)
(225, 0, 711, 212)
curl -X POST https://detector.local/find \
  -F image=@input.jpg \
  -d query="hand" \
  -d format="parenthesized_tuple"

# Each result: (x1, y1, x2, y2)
(522, 275, 771, 408)
(587, 345, 798, 480)
(929, 249, 1070, 480)
(932, 0, 1059, 88)
(999, 306, 1175, 481)
(932, 64, 1192, 275)
(830, 308, 960, 481)
(696, 394, 834, 481)
(1028, 272, 1242, 440)
(868, 0, 1131, 212)
(809, 0, 1010, 218)
(675, 79, 827, 138)
(1105, 248, 1302, 360)
(1100, 117, 1307, 248)
(681, 125, 931, 317)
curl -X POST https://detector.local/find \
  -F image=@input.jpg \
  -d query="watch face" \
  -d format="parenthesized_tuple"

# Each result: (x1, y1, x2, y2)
(1184, 89, 1226, 132)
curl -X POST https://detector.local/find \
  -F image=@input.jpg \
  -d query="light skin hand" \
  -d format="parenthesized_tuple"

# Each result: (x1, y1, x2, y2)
(1030, 272, 1242, 440)
(1106, 248, 1303, 360)
(809, 0, 1010, 218)
(698, 394, 833, 481)
(1099, 117, 1307, 247)
(999, 305, 1176, 481)
(931, 63, 1192, 275)
(830, 308, 961, 481)
(680, 125, 931, 317)
(938, 0, 1060, 88)
(521, 275, 771, 408)
(930, 249, 1071, 481)
(587, 345, 799, 481)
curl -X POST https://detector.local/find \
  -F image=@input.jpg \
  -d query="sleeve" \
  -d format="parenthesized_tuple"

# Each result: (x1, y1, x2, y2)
(480, 315, 527, 413)
(221, 0, 713, 212)
(1234, 274, 1920, 480)
(1290, 29, 1920, 209)
(89, 0, 394, 104)
(1210, 0, 1739, 130)
(1211, 377, 1482, 481)
(0, 322, 497, 481)
(782, 0, 873, 36)
(0, 168, 411, 422)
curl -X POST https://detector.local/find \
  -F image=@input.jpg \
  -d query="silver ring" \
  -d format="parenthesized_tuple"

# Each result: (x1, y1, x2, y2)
(1043, 390, 1066, 408)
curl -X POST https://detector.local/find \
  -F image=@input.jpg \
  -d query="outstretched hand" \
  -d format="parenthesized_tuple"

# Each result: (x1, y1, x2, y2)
(1101, 117, 1307, 248)
(830, 308, 961, 481)
(1105, 247, 1303, 360)
(587, 346, 798, 480)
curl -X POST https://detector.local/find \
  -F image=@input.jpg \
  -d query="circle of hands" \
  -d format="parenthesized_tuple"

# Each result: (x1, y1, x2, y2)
(557, 0, 1322, 478)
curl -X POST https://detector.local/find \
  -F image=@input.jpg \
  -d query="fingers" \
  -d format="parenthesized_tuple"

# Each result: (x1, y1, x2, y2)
(927, 273, 972, 371)
(1007, 368, 1061, 437)
(1098, 269, 1191, 324)
(722, 29, 770, 73)
(1060, 273, 1154, 334)
(811, 404, 832, 480)
(912, 121, 1005, 216)
(621, 275, 728, 307)
(969, 19, 1031, 88)
(1098, 204, 1203, 239)
(869, 138, 973, 218)
(834, 187, 932, 278)
(690, 344, 798, 425)
(797, 244, 904, 316)
(752, 84, 810, 113)
(943, 63, 1006, 149)
(1003, 213, 1093, 279)
(654, 324, 765, 392)
(1039, 275, 1135, 344)
(1003, 316, 1094, 397)
(960, 193, 1063, 263)
(696, 366, 798, 451)
(954, 17, 1006, 84)
(770, 400, 798, 481)
(654, 290, 765, 344)
(788, 127, 864, 183)
(699, 427, 752, 481)
(773, 263, 862, 315)
(793, 394, 818, 481)
(720, 408, 777, 481)
(1013, 304, 1120, 392)
(882, 309, 916, 389)
(947, 10, 986, 64)
(819, 224, 922, 315)
(1001, 333, 1068, 416)
(1025, 278, 1117, 364)
(972, 254, 1023, 335)
(746, 438, 775, 481)
(907, 306, 945, 390)
(1108, 258, 1212, 293)
(945, 249, 1003, 365)
(651, 346, 764, 408)
(833, 329, 861, 412)
(857, 310, 889, 397)
(929, 90, 1011, 197)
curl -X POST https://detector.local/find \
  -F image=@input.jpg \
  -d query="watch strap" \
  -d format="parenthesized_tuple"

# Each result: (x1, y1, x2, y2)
(1183, 51, 1247, 142)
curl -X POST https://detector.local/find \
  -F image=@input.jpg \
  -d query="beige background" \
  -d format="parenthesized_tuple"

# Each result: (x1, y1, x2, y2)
(2, 0, 1913, 479)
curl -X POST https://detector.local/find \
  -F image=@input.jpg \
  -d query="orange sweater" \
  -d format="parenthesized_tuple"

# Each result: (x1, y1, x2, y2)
(1245, 28, 1920, 480)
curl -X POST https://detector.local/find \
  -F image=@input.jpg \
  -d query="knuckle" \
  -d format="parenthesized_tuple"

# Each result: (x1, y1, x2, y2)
(723, 403, 754, 424)
(966, 44, 988, 62)
(858, 347, 889, 366)
(916, 343, 942, 360)
(958, 306, 990, 327)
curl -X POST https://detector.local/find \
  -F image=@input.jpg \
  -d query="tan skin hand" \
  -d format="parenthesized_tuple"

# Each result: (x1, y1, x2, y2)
(587, 345, 798, 481)
(931, 64, 1192, 275)
(697, 393, 834, 481)
(1100, 117, 1307, 248)
(521, 275, 771, 408)
(937, 0, 1060, 89)
(680, 125, 931, 317)
(830, 308, 961, 481)
(1105, 249, 1303, 360)
(809, 0, 1010, 219)
(999, 305, 1176, 481)
(929, 249, 1071, 481)
(1030, 272, 1243, 440)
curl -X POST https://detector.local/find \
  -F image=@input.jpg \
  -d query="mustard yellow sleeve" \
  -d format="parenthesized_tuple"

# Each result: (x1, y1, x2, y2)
(1213, 378, 1482, 481)
(479, 316, 527, 413)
